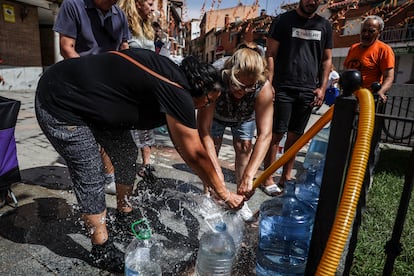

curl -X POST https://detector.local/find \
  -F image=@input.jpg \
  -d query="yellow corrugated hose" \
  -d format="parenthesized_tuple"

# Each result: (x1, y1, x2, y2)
(252, 88, 375, 274)
(316, 88, 375, 275)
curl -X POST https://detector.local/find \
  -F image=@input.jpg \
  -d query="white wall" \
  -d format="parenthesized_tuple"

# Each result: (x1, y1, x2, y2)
(0, 67, 43, 91)
(395, 54, 414, 84)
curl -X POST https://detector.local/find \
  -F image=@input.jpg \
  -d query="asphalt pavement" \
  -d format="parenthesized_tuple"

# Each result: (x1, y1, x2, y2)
(0, 89, 321, 275)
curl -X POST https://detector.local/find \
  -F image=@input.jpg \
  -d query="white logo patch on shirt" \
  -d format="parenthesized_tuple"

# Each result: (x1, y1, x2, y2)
(292, 27, 321, 41)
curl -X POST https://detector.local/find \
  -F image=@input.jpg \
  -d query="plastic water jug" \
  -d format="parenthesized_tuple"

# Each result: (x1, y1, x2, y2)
(315, 161, 325, 187)
(222, 211, 244, 253)
(296, 168, 320, 211)
(303, 126, 330, 170)
(256, 181, 314, 275)
(125, 219, 162, 276)
(195, 221, 236, 276)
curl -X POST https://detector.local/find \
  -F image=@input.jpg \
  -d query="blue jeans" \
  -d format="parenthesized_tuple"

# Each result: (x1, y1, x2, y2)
(211, 119, 256, 141)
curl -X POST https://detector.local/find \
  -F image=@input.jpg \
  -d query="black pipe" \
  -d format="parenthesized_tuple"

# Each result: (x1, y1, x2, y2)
(306, 70, 361, 275)
(383, 147, 414, 275)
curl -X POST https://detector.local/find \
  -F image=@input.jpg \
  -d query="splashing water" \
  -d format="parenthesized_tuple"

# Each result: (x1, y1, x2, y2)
(125, 178, 247, 274)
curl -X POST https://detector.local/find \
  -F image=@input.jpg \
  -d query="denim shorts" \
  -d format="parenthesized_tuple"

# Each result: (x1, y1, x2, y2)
(211, 119, 256, 140)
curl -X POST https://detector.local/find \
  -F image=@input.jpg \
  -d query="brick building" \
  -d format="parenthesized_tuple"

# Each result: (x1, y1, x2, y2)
(214, 10, 273, 59)
(2, 0, 414, 90)
(0, 0, 186, 90)
(0, 0, 57, 90)
(197, 3, 260, 62)
(190, 0, 414, 83)
(183, 18, 201, 57)
(1, 1, 41, 66)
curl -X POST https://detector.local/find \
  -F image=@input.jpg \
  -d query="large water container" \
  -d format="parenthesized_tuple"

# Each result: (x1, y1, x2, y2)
(125, 219, 162, 276)
(295, 168, 320, 211)
(315, 161, 325, 187)
(197, 196, 244, 253)
(195, 221, 236, 276)
(303, 126, 330, 170)
(222, 211, 245, 253)
(256, 181, 314, 275)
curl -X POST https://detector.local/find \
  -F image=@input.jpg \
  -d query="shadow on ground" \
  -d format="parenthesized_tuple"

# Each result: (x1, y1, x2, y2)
(0, 177, 258, 275)
(20, 166, 73, 190)
(0, 197, 95, 269)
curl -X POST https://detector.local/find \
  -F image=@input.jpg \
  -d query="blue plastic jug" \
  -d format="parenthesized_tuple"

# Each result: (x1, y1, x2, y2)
(256, 181, 314, 275)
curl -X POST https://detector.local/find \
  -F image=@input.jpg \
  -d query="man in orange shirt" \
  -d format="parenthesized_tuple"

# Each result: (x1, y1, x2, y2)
(344, 15, 395, 102)
(344, 15, 395, 193)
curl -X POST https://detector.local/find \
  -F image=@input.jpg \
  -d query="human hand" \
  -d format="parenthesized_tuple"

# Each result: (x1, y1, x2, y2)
(225, 192, 245, 209)
(378, 92, 388, 103)
(211, 190, 244, 210)
(237, 178, 255, 200)
(312, 87, 324, 107)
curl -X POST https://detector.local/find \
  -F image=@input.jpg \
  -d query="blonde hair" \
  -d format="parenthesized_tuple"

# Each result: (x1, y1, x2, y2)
(118, 0, 154, 40)
(237, 41, 265, 57)
(222, 48, 268, 87)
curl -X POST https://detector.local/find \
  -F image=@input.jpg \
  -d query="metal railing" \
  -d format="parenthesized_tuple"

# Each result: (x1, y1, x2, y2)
(379, 92, 414, 147)
(381, 23, 414, 43)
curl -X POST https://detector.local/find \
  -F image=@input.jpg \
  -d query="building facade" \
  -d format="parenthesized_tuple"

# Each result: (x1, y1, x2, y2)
(1, 0, 414, 90)
(197, 3, 260, 62)
(328, 0, 414, 84)
(0, 0, 187, 90)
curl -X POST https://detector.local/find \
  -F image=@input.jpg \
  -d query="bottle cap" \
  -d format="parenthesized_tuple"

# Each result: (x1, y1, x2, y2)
(131, 218, 152, 240)
(215, 221, 227, 232)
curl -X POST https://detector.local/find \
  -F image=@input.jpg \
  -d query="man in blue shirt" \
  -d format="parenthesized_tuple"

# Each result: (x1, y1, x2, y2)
(53, 0, 130, 58)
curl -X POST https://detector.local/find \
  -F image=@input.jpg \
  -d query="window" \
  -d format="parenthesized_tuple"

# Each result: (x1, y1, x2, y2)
(342, 18, 361, 36)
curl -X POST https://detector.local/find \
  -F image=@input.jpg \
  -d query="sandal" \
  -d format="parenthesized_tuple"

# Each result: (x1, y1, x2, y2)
(259, 183, 284, 197)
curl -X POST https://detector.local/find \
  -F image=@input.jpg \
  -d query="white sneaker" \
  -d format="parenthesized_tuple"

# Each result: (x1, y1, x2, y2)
(104, 174, 116, 195)
(238, 203, 255, 222)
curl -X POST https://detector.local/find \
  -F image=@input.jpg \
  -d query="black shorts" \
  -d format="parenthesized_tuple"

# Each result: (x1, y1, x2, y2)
(273, 88, 314, 135)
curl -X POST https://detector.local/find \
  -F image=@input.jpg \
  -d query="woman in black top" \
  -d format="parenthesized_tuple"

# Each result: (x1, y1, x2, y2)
(35, 48, 244, 272)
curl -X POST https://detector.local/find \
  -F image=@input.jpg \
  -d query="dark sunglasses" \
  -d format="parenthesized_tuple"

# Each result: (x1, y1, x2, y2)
(230, 80, 259, 93)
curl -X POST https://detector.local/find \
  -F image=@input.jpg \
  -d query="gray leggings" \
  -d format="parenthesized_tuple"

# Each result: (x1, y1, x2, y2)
(35, 99, 138, 214)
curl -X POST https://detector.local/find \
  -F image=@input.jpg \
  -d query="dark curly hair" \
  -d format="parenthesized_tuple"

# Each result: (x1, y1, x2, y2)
(180, 56, 222, 97)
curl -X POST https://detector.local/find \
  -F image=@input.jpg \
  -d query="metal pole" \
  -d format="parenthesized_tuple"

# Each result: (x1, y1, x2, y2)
(383, 147, 414, 275)
(51, 3, 63, 64)
(306, 70, 361, 275)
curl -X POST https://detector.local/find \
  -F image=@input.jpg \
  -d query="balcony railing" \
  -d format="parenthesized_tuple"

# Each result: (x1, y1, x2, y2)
(381, 23, 414, 43)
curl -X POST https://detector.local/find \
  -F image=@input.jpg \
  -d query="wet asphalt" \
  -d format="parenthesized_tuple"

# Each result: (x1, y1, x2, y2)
(0, 90, 320, 275)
